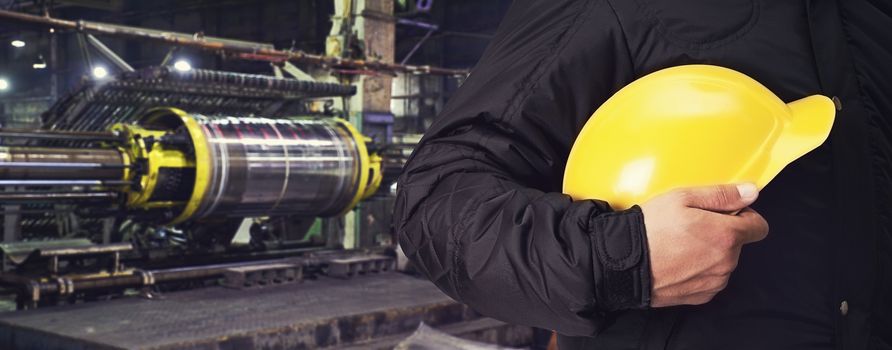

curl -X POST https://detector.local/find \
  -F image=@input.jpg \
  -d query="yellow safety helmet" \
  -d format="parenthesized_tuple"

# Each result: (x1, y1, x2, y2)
(563, 65, 835, 210)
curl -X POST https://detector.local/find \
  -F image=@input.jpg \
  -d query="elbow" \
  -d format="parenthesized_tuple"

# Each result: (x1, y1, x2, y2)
(397, 223, 464, 302)
(394, 190, 463, 300)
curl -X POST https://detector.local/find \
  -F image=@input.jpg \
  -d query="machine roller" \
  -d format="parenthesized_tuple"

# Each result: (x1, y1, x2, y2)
(0, 69, 403, 309)
(0, 108, 383, 226)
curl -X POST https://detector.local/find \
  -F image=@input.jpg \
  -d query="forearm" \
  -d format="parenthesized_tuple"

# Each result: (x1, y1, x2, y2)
(395, 142, 651, 336)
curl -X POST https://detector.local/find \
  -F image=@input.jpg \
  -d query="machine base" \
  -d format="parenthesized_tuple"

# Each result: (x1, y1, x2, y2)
(0, 272, 533, 349)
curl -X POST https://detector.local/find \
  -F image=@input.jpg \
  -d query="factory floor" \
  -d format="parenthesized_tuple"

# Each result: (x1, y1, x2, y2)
(0, 272, 533, 349)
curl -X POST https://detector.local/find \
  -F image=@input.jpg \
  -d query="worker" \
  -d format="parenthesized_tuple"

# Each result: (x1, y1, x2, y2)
(394, 0, 891, 349)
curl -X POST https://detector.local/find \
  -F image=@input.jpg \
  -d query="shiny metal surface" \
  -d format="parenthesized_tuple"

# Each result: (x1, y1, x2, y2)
(194, 116, 362, 219)
(0, 147, 124, 181)
(0, 129, 123, 143)
(0, 192, 117, 202)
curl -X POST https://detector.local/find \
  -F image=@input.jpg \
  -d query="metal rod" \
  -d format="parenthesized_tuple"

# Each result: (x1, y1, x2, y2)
(47, 6, 59, 102)
(400, 28, 435, 65)
(30, 259, 292, 295)
(396, 18, 439, 31)
(77, 32, 93, 74)
(0, 9, 469, 76)
(0, 147, 126, 181)
(0, 209, 77, 214)
(0, 192, 117, 202)
(0, 162, 110, 169)
(0, 129, 122, 143)
(86, 34, 135, 72)
(100, 180, 133, 186)
(0, 162, 131, 170)
(0, 180, 103, 186)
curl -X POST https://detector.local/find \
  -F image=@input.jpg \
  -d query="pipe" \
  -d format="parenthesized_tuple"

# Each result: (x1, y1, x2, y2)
(0, 9, 469, 76)
(0, 146, 125, 181)
(85, 33, 135, 72)
(31, 259, 289, 295)
(0, 129, 124, 143)
(0, 162, 122, 169)
(0, 192, 117, 202)
(0, 180, 130, 186)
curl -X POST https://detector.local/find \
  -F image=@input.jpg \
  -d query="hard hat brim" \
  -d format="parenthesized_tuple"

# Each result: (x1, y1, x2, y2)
(758, 95, 836, 188)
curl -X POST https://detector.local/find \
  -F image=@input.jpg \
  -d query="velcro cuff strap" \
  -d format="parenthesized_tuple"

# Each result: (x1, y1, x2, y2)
(589, 205, 652, 311)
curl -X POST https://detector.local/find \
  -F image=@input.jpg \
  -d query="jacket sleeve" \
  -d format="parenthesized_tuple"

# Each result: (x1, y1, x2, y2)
(393, 0, 650, 337)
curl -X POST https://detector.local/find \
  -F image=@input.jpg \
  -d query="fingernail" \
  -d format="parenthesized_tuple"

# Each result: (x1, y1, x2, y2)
(737, 183, 758, 201)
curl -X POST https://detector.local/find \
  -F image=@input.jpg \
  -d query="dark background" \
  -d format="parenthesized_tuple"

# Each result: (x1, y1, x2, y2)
(0, 0, 512, 99)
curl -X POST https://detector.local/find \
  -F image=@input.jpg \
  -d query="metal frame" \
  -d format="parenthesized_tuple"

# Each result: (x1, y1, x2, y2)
(0, 9, 469, 76)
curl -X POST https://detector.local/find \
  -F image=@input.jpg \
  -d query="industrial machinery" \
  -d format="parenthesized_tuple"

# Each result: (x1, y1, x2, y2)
(0, 6, 536, 350)
(0, 67, 404, 309)
(2, 107, 382, 234)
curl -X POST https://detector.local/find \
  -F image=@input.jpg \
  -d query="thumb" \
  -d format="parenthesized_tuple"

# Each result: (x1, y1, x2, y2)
(680, 183, 759, 212)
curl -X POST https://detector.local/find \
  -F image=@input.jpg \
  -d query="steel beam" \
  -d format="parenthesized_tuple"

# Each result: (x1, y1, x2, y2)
(0, 9, 468, 76)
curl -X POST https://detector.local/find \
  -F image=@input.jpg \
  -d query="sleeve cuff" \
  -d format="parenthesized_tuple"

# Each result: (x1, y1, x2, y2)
(588, 205, 652, 311)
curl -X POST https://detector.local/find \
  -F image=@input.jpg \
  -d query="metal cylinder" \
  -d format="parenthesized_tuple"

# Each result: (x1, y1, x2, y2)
(0, 192, 117, 202)
(0, 129, 123, 143)
(193, 116, 364, 219)
(0, 147, 125, 182)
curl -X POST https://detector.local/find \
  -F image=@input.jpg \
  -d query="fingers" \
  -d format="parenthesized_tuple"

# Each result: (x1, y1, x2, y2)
(646, 184, 767, 309)
(692, 206, 769, 249)
(652, 275, 732, 307)
(678, 183, 759, 213)
(728, 208, 770, 245)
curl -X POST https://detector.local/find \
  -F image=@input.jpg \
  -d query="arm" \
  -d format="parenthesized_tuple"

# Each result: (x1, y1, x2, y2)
(394, 0, 648, 336)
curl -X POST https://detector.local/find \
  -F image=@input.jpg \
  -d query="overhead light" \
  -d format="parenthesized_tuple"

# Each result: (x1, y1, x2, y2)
(173, 59, 192, 72)
(92, 66, 109, 79)
(10, 40, 25, 48)
(0, 78, 9, 91)
(32, 55, 47, 70)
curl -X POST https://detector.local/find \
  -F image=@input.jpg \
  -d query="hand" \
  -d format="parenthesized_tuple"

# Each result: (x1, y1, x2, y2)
(640, 184, 769, 307)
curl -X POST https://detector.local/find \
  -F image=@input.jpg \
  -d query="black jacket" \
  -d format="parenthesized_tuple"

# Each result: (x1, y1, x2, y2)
(394, 0, 892, 349)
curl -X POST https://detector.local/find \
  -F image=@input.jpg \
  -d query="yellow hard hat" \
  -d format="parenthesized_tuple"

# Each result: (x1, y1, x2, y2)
(563, 65, 835, 210)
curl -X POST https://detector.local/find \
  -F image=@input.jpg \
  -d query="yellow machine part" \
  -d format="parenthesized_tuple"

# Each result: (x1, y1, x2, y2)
(111, 120, 197, 216)
(334, 117, 381, 215)
(142, 108, 213, 225)
(563, 64, 836, 210)
(111, 123, 168, 208)
(362, 153, 384, 200)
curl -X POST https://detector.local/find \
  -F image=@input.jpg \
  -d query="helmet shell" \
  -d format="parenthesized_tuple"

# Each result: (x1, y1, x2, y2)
(563, 65, 835, 210)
